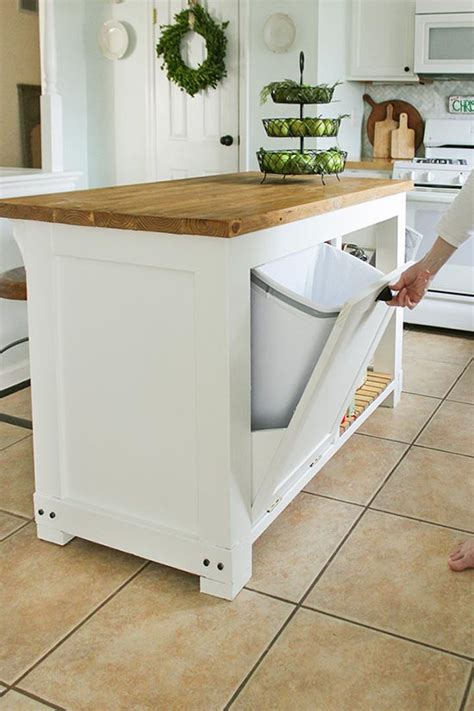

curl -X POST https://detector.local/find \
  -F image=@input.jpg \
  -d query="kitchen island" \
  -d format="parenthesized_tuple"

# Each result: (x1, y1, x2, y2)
(0, 173, 411, 599)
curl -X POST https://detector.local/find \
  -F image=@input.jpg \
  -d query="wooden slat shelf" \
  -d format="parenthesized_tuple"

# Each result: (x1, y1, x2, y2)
(340, 371, 392, 434)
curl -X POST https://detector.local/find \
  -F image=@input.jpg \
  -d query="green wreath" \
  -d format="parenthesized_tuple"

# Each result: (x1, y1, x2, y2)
(156, 4, 228, 98)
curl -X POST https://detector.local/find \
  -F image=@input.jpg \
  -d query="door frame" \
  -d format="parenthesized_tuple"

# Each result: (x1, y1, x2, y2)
(146, 0, 249, 181)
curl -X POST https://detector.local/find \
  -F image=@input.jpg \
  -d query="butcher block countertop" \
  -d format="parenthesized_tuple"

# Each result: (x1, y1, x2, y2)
(0, 172, 412, 238)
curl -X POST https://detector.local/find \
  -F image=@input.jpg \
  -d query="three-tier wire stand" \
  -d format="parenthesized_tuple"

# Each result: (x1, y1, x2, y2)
(257, 51, 347, 184)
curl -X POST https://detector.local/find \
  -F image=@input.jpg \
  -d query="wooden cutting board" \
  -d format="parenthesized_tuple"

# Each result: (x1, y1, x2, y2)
(364, 94, 424, 151)
(374, 104, 398, 159)
(391, 112, 415, 159)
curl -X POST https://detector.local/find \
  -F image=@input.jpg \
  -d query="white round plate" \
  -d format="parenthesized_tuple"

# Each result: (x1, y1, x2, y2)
(263, 13, 296, 53)
(99, 20, 129, 60)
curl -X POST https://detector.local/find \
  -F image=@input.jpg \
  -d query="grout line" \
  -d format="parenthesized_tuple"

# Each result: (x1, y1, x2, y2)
(11, 560, 150, 688)
(300, 490, 365, 508)
(300, 605, 474, 663)
(0, 683, 10, 697)
(8, 687, 66, 710)
(447, 397, 474, 406)
(243, 586, 295, 606)
(459, 666, 473, 711)
(411, 361, 473, 450)
(0, 431, 32, 453)
(368, 506, 474, 536)
(224, 606, 298, 710)
(0, 520, 30, 544)
(402, 389, 447, 400)
(356, 431, 416, 446)
(413, 443, 474, 460)
(0, 507, 31, 522)
(441, 357, 472, 401)
(298, 507, 367, 606)
(0, 414, 33, 431)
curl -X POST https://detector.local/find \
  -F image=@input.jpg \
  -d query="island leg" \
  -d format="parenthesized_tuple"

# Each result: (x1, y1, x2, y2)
(193, 244, 253, 599)
(373, 207, 405, 406)
(36, 525, 74, 546)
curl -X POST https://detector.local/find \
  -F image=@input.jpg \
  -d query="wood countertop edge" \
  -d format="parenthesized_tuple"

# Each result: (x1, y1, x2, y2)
(0, 179, 413, 238)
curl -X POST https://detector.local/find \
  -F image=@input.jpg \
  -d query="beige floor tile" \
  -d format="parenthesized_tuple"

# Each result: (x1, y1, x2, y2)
(358, 393, 440, 443)
(0, 388, 32, 421)
(373, 447, 474, 532)
(0, 423, 30, 452)
(403, 328, 474, 366)
(249, 493, 360, 601)
(416, 401, 474, 457)
(448, 364, 474, 405)
(0, 524, 145, 684)
(233, 608, 470, 711)
(305, 434, 407, 505)
(21, 564, 292, 711)
(306, 511, 473, 657)
(0, 687, 7, 696)
(0, 437, 35, 518)
(0, 512, 27, 541)
(0, 691, 52, 709)
(403, 356, 465, 398)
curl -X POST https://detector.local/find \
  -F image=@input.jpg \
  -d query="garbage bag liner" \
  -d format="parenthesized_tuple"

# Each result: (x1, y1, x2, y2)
(251, 243, 384, 430)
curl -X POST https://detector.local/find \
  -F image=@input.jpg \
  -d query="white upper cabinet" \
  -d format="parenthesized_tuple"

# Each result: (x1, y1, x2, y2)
(349, 0, 417, 81)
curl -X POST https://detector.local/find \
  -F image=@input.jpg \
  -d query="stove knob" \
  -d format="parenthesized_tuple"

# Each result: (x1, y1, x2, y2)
(403, 170, 415, 181)
(424, 171, 434, 183)
(457, 173, 467, 186)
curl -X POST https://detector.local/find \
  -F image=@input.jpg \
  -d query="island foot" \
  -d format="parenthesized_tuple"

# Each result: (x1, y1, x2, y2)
(37, 524, 75, 546)
(200, 575, 249, 601)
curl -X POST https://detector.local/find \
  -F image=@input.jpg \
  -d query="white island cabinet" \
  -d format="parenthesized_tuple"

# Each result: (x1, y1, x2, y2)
(0, 173, 411, 600)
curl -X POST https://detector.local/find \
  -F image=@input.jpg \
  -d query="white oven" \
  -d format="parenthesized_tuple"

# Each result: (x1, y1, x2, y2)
(404, 188, 474, 331)
(415, 1, 474, 74)
(393, 118, 474, 332)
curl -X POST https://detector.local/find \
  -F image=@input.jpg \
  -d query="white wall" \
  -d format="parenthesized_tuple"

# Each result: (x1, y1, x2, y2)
(51, 0, 116, 188)
(316, 0, 364, 160)
(52, 0, 364, 188)
(0, 0, 41, 167)
(248, 0, 318, 170)
(247, 0, 364, 168)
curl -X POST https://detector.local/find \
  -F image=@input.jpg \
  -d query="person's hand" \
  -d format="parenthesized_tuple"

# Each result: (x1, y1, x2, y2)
(388, 262, 433, 309)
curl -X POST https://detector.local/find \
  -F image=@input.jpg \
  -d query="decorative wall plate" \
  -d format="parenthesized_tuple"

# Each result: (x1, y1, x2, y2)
(99, 20, 129, 60)
(263, 13, 296, 53)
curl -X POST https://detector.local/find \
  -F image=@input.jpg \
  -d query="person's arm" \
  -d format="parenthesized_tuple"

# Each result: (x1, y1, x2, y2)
(388, 172, 473, 309)
(388, 237, 457, 308)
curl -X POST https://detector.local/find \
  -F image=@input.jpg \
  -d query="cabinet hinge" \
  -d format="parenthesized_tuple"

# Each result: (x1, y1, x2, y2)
(152, 8, 157, 25)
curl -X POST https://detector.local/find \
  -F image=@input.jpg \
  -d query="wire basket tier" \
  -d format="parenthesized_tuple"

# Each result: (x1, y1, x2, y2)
(257, 148, 347, 177)
(263, 117, 344, 138)
(270, 83, 339, 104)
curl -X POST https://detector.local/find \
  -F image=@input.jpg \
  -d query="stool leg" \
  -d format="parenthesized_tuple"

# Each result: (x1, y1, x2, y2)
(0, 336, 29, 355)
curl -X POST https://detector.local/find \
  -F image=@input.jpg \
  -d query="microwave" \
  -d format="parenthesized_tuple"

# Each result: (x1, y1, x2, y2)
(415, 0, 474, 74)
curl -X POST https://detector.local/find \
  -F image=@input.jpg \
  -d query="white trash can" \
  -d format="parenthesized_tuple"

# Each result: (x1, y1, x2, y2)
(251, 243, 385, 430)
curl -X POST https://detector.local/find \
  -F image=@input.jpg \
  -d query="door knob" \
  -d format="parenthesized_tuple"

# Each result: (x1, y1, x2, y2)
(220, 135, 233, 146)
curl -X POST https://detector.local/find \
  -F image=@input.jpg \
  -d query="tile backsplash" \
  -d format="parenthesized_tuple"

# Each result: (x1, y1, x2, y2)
(361, 79, 474, 157)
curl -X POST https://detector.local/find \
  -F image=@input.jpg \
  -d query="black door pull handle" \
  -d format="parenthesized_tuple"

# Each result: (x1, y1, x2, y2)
(376, 286, 394, 302)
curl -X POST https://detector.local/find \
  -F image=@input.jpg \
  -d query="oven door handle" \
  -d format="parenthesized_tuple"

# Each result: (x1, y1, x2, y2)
(407, 190, 457, 204)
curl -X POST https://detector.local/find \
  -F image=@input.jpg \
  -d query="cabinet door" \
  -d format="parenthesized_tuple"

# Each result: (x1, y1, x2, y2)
(350, 0, 416, 80)
(251, 266, 403, 525)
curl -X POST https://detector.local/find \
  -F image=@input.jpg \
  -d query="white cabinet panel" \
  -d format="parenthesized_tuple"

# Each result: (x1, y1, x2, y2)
(349, 0, 417, 81)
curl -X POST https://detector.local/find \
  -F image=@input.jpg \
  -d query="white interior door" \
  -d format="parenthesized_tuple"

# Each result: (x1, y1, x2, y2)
(154, 0, 240, 180)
